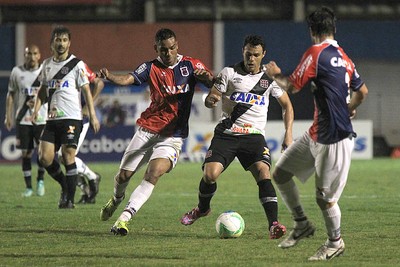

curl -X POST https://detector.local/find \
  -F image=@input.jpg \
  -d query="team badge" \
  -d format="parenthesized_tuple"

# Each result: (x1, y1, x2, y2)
(180, 66, 189, 77)
(260, 79, 269, 88)
(205, 150, 213, 159)
(61, 67, 70, 75)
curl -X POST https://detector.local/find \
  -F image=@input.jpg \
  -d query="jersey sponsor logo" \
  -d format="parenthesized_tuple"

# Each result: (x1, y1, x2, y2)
(330, 56, 352, 71)
(180, 66, 189, 77)
(48, 79, 69, 89)
(135, 63, 147, 75)
(163, 84, 190, 94)
(260, 79, 269, 88)
(230, 92, 266, 105)
(22, 87, 37, 96)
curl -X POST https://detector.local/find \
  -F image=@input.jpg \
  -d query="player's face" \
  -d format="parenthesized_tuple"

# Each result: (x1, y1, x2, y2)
(52, 33, 71, 58)
(155, 37, 178, 66)
(242, 44, 266, 74)
(24, 46, 41, 69)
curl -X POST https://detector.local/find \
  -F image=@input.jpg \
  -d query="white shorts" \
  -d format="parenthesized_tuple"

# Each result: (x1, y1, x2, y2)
(276, 131, 354, 202)
(119, 127, 183, 172)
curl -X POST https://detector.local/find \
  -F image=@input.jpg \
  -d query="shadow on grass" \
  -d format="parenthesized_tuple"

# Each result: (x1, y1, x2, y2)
(0, 227, 214, 239)
(0, 252, 184, 260)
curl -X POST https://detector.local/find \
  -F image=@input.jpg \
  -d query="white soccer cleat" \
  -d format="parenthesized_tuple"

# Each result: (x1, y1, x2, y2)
(278, 221, 315, 248)
(308, 238, 345, 261)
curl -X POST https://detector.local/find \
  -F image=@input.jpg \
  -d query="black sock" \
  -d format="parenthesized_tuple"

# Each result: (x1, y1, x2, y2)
(198, 178, 217, 213)
(45, 160, 67, 192)
(37, 157, 45, 181)
(22, 157, 32, 189)
(65, 163, 78, 203)
(258, 179, 278, 228)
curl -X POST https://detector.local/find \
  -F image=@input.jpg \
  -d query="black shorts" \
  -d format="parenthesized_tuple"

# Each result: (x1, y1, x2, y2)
(40, 119, 83, 151)
(204, 131, 271, 171)
(16, 124, 45, 150)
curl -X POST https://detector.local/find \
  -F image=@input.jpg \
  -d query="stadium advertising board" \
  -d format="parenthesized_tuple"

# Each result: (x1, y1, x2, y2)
(0, 120, 373, 162)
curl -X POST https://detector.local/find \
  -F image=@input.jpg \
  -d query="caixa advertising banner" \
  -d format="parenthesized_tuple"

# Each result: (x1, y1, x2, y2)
(0, 120, 373, 163)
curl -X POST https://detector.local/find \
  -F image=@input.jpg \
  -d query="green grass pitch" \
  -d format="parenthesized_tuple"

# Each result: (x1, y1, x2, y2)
(0, 158, 399, 266)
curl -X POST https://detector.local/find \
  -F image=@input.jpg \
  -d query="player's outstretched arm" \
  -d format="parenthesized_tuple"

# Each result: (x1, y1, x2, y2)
(98, 68, 135, 86)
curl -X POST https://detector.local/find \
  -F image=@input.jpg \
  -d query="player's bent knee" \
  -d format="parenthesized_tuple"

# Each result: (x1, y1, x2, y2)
(272, 167, 293, 184)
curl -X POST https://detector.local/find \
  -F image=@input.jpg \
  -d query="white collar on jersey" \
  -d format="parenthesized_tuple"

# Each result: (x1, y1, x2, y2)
(156, 54, 183, 68)
(320, 39, 338, 47)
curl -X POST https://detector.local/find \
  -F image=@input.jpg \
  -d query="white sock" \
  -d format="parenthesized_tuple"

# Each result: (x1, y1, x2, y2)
(75, 157, 97, 180)
(322, 203, 341, 241)
(275, 179, 306, 223)
(119, 180, 155, 221)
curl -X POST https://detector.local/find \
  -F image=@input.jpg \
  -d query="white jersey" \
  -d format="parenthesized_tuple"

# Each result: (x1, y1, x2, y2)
(40, 54, 89, 121)
(214, 62, 284, 136)
(8, 64, 47, 125)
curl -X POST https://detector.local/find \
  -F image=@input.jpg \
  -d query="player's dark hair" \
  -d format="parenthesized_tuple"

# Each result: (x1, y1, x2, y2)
(243, 35, 266, 52)
(307, 6, 336, 36)
(155, 28, 176, 44)
(50, 25, 71, 44)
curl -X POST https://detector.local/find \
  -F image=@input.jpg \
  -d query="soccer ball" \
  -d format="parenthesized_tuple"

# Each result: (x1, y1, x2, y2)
(215, 211, 245, 238)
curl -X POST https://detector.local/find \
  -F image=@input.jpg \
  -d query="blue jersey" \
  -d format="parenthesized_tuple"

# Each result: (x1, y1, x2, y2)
(131, 54, 211, 138)
(289, 39, 364, 144)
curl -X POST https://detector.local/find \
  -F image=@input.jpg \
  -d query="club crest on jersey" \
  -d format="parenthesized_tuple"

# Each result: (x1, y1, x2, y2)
(61, 67, 70, 75)
(260, 79, 269, 88)
(180, 66, 189, 77)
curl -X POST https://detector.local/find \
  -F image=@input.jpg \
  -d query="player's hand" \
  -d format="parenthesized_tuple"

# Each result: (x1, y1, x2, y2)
(263, 61, 281, 79)
(90, 116, 100, 134)
(30, 112, 38, 125)
(4, 117, 13, 131)
(26, 99, 35, 109)
(82, 105, 89, 118)
(281, 133, 293, 152)
(194, 69, 213, 87)
(205, 94, 220, 108)
(98, 68, 109, 79)
(349, 109, 356, 119)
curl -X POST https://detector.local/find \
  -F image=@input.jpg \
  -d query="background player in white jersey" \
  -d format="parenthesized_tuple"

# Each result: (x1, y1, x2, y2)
(264, 7, 369, 261)
(181, 35, 293, 240)
(32, 25, 100, 208)
(4, 44, 47, 197)
(57, 63, 104, 204)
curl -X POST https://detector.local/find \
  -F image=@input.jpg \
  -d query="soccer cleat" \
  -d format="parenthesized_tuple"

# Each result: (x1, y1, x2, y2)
(22, 188, 33, 197)
(180, 207, 211, 225)
(36, 180, 45, 196)
(308, 239, 345, 261)
(58, 191, 68, 208)
(278, 221, 316, 248)
(111, 220, 129, 236)
(269, 221, 287, 239)
(100, 196, 123, 221)
(77, 195, 89, 204)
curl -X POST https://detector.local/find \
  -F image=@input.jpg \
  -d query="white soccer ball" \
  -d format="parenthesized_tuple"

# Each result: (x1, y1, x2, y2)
(215, 210, 245, 238)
